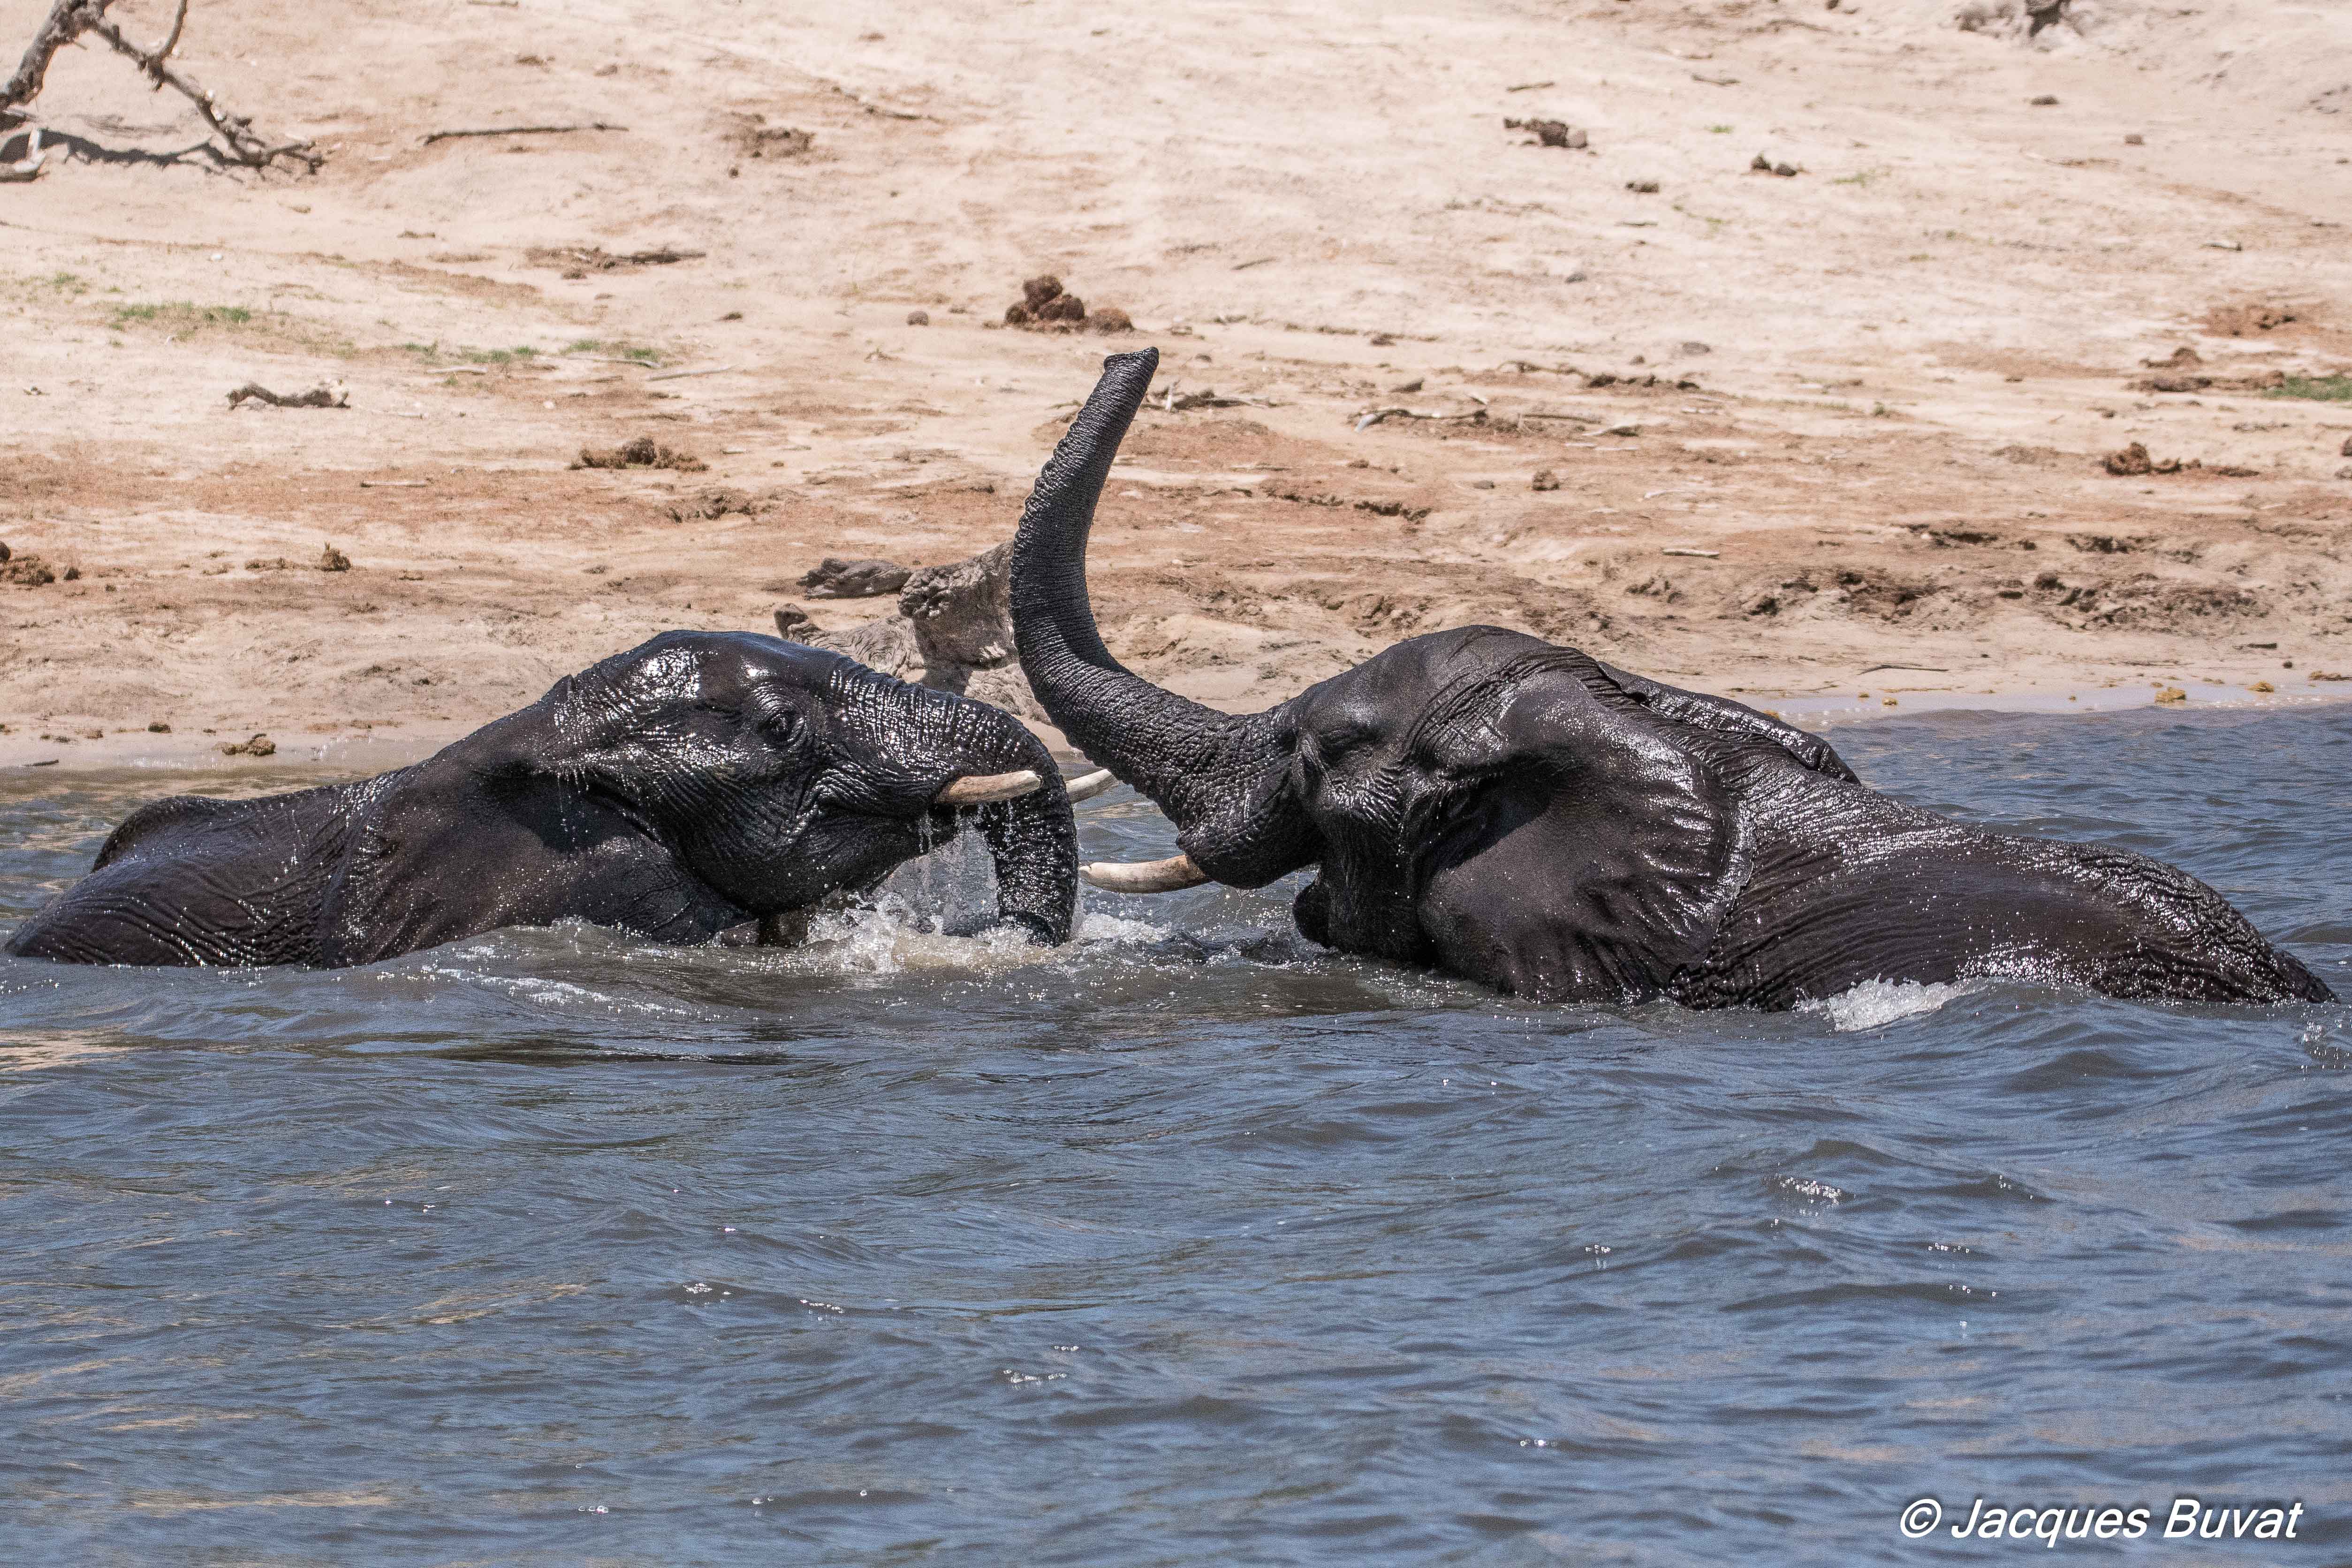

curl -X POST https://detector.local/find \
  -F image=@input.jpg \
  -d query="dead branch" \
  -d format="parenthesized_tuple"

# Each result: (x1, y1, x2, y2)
(228, 381, 346, 409)
(84, 10, 321, 171)
(524, 244, 703, 273)
(3, 0, 105, 127)
(152, 0, 185, 60)
(2, 0, 321, 172)
(421, 121, 627, 145)
(1353, 406, 1465, 429)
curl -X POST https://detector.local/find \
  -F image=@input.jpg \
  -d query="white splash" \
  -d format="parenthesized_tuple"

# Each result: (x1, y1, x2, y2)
(762, 902, 1174, 978)
(1801, 977, 1973, 1032)
(1073, 911, 1170, 945)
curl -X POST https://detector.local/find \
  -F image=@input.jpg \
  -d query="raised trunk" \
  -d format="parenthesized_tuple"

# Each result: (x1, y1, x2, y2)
(1010, 349, 1318, 886)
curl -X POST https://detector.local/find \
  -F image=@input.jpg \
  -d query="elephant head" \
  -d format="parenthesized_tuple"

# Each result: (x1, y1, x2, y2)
(321, 631, 1079, 962)
(548, 630, 1068, 919)
(1010, 350, 2333, 1009)
(8, 630, 1078, 968)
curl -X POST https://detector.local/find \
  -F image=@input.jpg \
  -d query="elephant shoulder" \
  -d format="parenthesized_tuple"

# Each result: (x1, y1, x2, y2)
(317, 760, 743, 966)
(94, 782, 363, 870)
(93, 795, 248, 868)
(11, 783, 364, 967)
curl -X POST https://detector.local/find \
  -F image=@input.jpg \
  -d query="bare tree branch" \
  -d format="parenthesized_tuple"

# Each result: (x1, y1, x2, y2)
(2, 0, 110, 127)
(152, 0, 186, 62)
(2, 0, 321, 173)
(83, 12, 320, 170)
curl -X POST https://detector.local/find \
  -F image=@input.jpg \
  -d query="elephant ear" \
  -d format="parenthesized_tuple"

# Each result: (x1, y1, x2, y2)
(315, 754, 745, 966)
(1590, 660, 1857, 781)
(1413, 668, 1744, 1002)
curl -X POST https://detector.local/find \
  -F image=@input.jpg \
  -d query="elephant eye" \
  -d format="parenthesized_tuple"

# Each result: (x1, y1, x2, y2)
(1316, 722, 1380, 762)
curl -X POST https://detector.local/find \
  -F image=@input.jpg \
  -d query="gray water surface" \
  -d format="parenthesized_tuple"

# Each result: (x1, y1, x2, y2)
(3, 706, 2349, 1564)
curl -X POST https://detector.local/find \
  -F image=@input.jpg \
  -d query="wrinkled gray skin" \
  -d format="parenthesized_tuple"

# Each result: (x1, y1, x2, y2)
(1013, 349, 2332, 1008)
(7, 632, 1076, 967)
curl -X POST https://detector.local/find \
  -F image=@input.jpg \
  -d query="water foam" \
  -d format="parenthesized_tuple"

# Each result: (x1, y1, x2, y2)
(1801, 977, 1974, 1032)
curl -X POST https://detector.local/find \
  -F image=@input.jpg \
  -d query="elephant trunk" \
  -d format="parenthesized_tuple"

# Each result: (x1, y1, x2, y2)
(1010, 349, 1319, 888)
(878, 677, 1078, 943)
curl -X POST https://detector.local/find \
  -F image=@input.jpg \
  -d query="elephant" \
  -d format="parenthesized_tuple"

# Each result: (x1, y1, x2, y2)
(1009, 348, 2334, 1009)
(6, 631, 1090, 968)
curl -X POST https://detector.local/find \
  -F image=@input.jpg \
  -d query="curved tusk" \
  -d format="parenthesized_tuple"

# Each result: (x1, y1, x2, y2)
(1081, 853, 1210, 893)
(1062, 768, 1118, 803)
(934, 769, 1041, 806)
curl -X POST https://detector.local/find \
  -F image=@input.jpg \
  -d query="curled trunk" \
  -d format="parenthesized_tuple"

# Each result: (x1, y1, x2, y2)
(1009, 349, 1317, 886)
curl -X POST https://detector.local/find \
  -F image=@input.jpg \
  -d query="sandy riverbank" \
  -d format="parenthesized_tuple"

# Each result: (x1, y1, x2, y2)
(3, 0, 2348, 767)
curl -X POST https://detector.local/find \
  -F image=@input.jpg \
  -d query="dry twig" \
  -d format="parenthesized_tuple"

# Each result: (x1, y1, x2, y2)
(421, 121, 627, 145)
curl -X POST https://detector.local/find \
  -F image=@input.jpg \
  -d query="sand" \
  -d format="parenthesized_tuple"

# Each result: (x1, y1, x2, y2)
(4, 0, 2350, 771)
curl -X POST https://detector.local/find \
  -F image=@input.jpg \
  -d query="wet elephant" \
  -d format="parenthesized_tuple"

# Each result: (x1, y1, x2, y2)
(1007, 349, 2332, 1009)
(8, 631, 1080, 967)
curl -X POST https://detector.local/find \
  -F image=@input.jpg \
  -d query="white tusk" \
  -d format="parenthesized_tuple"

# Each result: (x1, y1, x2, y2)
(934, 769, 1041, 805)
(1081, 853, 1210, 893)
(1063, 768, 1118, 803)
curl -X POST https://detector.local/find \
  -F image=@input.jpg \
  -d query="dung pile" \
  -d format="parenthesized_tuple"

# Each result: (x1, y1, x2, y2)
(1001, 275, 1133, 333)
(573, 436, 707, 472)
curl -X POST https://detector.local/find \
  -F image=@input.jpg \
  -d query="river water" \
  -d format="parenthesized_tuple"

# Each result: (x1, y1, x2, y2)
(3, 704, 2349, 1564)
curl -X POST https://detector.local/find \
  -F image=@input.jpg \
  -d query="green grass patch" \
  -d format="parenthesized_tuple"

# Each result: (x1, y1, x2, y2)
(1707, 124, 1733, 134)
(112, 302, 254, 327)
(2265, 374, 2352, 403)
(563, 338, 662, 364)
(399, 341, 543, 365)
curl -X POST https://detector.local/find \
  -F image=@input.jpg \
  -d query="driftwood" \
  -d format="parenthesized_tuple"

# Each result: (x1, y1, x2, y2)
(790, 542, 1039, 714)
(228, 380, 345, 409)
(2, 0, 322, 172)
(801, 558, 911, 599)
(525, 244, 705, 274)
(421, 121, 627, 146)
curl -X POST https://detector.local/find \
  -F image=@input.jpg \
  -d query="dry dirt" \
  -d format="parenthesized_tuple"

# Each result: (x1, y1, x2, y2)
(3, 0, 2350, 767)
